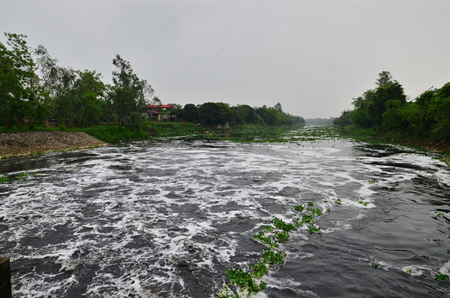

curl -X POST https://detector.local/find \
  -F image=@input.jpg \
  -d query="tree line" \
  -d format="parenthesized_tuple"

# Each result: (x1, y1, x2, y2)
(333, 71, 450, 142)
(173, 102, 305, 127)
(0, 33, 304, 129)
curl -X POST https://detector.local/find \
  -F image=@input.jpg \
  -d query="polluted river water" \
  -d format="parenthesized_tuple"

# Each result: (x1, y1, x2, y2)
(0, 126, 449, 297)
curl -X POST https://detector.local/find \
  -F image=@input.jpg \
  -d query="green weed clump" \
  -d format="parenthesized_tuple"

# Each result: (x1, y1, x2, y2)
(435, 274, 449, 282)
(219, 200, 329, 297)
(0, 174, 13, 183)
(358, 198, 369, 206)
(0, 171, 35, 183)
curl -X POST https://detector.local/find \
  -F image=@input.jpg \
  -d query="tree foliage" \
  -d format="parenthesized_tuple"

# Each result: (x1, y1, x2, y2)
(334, 71, 450, 142)
(1, 32, 305, 130)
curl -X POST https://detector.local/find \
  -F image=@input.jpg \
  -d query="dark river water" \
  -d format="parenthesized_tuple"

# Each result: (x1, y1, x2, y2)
(1, 127, 450, 297)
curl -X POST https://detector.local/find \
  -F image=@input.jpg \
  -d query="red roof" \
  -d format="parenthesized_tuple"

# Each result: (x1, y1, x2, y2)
(147, 104, 176, 109)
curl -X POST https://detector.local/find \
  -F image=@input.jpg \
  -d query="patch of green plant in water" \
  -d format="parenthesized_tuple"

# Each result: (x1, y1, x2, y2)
(435, 274, 449, 282)
(372, 263, 378, 269)
(405, 268, 412, 274)
(307, 225, 321, 234)
(252, 230, 278, 249)
(263, 248, 286, 265)
(222, 267, 267, 297)
(249, 261, 269, 279)
(358, 198, 369, 206)
(219, 201, 331, 296)
(294, 205, 304, 212)
(271, 217, 295, 232)
(334, 198, 342, 206)
(274, 231, 290, 243)
(0, 174, 13, 183)
(0, 171, 35, 183)
(307, 207, 323, 216)
(300, 214, 314, 225)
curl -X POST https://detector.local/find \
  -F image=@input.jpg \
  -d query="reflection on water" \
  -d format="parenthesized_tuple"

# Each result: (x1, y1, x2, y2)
(1, 128, 449, 297)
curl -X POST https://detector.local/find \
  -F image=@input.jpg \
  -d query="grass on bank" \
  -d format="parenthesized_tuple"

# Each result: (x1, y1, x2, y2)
(0, 123, 305, 144)
(336, 125, 450, 165)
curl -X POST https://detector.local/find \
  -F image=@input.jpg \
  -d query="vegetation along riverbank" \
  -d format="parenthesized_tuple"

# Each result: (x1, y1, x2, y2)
(333, 71, 450, 165)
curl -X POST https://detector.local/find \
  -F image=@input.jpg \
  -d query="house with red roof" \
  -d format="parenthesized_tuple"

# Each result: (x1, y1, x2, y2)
(142, 103, 177, 121)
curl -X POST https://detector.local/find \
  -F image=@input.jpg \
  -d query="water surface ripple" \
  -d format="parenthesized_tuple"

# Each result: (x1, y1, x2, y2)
(1, 133, 450, 297)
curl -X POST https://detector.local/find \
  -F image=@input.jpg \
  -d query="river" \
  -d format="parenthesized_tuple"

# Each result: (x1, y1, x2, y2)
(1, 127, 449, 297)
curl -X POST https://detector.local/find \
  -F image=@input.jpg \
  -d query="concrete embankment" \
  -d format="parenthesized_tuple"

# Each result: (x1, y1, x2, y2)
(0, 131, 107, 158)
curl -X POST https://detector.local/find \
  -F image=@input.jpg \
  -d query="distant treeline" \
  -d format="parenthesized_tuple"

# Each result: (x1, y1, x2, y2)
(333, 71, 450, 142)
(173, 102, 305, 127)
(0, 33, 304, 129)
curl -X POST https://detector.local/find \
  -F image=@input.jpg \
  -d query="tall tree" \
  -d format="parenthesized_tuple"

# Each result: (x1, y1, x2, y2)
(0, 33, 36, 128)
(111, 55, 147, 126)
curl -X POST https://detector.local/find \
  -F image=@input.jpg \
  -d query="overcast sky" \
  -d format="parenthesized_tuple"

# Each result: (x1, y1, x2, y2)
(1, 0, 449, 118)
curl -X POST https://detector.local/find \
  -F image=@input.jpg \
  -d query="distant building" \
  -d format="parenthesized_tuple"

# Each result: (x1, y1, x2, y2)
(142, 103, 177, 121)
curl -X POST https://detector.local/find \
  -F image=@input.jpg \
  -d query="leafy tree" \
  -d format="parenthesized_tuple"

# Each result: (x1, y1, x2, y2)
(199, 102, 232, 125)
(333, 110, 353, 127)
(72, 70, 105, 127)
(274, 102, 283, 112)
(111, 54, 147, 126)
(183, 103, 199, 122)
(429, 82, 450, 141)
(376, 71, 393, 87)
(0, 33, 36, 128)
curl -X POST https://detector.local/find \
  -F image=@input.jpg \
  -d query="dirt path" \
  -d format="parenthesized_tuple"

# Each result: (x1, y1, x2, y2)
(0, 131, 107, 158)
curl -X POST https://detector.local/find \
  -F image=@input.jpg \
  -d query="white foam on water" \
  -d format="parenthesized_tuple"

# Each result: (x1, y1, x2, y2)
(1, 137, 449, 297)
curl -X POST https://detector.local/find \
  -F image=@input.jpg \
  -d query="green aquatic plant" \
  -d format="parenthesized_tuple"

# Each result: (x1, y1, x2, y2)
(249, 261, 269, 278)
(252, 231, 278, 249)
(219, 193, 335, 296)
(224, 267, 266, 296)
(405, 268, 412, 274)
(274, 231, 290, 243)
(307, 225, 321, 234)
(263, 248, 286, 265)
(358, 198, 369, 206)
(307, 207, 323, 216)
(0, 174, 13, 183)
(372, 263, 378, 269)
(271, 217, 295, 232)
(300, 214, 314, 225)
(294, 205, 305, 212)
(435, 274, 449, 282)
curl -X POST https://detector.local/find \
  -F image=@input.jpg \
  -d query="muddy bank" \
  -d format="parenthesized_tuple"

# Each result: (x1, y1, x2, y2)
(0, 131, 107, 158)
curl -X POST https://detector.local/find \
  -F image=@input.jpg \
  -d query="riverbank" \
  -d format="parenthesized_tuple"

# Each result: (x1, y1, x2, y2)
(0, 123, 306, 158)
(0, 131, 107, 158)
(336, 125, 450, 165)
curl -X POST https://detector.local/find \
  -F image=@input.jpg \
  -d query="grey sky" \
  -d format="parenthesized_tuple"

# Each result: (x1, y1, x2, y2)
(1, 0, 449, 118)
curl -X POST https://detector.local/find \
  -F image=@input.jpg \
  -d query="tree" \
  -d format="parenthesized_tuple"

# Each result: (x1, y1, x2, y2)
(199, 102, 232, 125)
(0, 33, 36, 128)
(73, 70, 105, 127)
(111, 54, 146, 126)
(274, 102, 283, 113)
(376, 71, 393, 88)
(183, 103, 199, 122)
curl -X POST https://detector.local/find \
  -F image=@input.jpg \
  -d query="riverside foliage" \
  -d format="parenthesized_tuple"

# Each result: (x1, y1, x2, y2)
(333, 71, 450, 143)
(0, 33, 304, 130)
